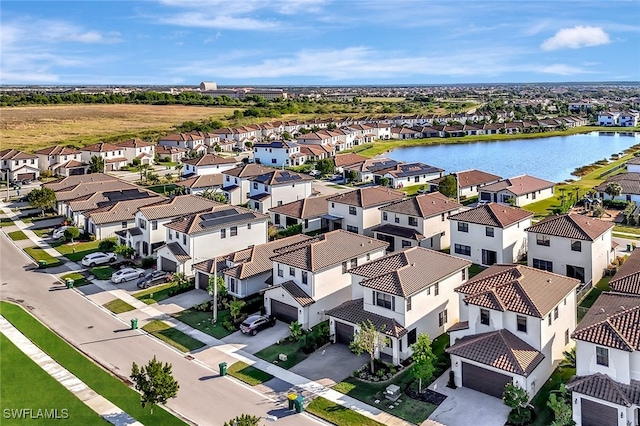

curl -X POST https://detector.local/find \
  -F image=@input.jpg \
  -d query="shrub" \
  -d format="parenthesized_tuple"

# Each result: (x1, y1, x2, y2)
(141, 257, 156, 268)
(99, 239, 117, 253)
(603, 199, 628, 209)
(447, 370, 457, 389)
(507, 408, 532, 425)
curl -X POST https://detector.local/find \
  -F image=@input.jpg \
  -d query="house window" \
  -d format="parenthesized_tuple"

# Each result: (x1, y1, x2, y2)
(277, 264, 283, 277)
(253, 182, 258, 189)
(289, 267, 295, 276)
(230, 226, 237, 237)
(454, 244, 471, 256)
(554, 306, 559, 319)
(383, 212, 388, 221)
(441, 213, 445, 222)
(394, 216, 400, 224)
(486, 227, 494, 237)
(596, 346, 609, 366)
(461, 268, 466, 281)
(182, 234, 186, 245)
(565, 329, 569, 345)
(402, 240, 412, 248)
(304, 219, 308, 229)
(434, 282, 439, 296)
(407, 329, 417, 345)
(139, 219, 146, 229)
(409, 217, 418, 227)
(438, 310, 448, 327)
(566, 265, 585, 283)
(407, 296, 412, 311)
(228, 278, 237, 293)
(349, 206, 357, 215)
(121, 221, 127, 229)
(274, 214, 280, 225)
(342, 261, 348, 274)
(152, 221, 157, 230)
(366, 253, 370, 261)
(350, 258, 358, 268)
(221, 228, 226, 239)
(331, 202, 335, 208)
(532, 258, 553, 272)
(548, 315, 552, 326)
(517, 315, 527, 333)
(571, 241, 582, 252)
(346, 225, 359, 233)
(480, 309, 490, 325)
(375, 291, 395, 310)
(302, 271, 308, 285)
(168, 232, 172, 240)
(247, 223, 251, 230)
(457, 222, 468, 233)
(536, 235, 550, 246)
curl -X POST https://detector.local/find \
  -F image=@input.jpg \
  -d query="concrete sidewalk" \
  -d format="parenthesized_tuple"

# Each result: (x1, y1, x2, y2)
(0, 316, 142, 426)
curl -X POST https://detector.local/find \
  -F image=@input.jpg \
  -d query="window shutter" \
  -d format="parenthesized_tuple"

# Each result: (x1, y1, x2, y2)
(373, 290, 376, 304)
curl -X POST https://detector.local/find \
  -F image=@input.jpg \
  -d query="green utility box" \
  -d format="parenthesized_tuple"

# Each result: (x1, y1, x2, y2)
(130, 318, 138, 330)
(219, 362, 227, 376)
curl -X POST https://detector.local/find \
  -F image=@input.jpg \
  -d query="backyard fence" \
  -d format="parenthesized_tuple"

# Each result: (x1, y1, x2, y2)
(576, 280, 594, 304)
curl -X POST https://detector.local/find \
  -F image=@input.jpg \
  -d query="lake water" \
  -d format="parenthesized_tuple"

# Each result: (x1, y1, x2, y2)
(386, 132, 639, 183)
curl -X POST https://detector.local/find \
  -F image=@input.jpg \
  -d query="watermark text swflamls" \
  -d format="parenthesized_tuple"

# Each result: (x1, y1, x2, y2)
(3, 408, 69, 419)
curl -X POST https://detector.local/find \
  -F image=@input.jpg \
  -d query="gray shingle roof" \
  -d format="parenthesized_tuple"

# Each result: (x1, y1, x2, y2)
(166, 242, 191, 261)
(525, 214, 613, 241)
(609, 249, 640, 294)
(595, 173, 640, 195)
(449, 203, 532, 228)
(326, 299, 407, 338)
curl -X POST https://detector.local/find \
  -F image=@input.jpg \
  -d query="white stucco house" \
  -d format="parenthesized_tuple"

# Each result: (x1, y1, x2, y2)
(595, 172, 640, 203)
(182, 154, 237, 177)
(85, 195, 164, 240)
(447, 264, 579, 400)
(618, 111, 639, 127)
(449, 203, 533, 266)
(1, 149, 40, 182)
(248, 170, 313, 214)
(453, 169, 502, 199)
(35, 146, 87, 177)
(478, 175, 555, 207)
(269, 195, 332, 232)
(597, 112, 620, 126)
(253, 140, 306, 167)
(80, 142, 128, 172)
(376, 162, 444, 189)
(327, 247, 471, 365)
(115, 139, 155, 165)
(221, 163, 276, 206)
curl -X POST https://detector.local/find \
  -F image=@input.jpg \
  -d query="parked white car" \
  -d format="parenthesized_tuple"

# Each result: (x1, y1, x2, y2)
(309, 170, 321, 177)
(81, 252, 117, 267)
(111, 267, 145, 284)
(52, 226, 69, 240)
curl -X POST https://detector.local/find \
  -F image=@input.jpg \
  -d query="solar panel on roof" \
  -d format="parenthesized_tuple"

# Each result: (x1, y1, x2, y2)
(200, 209, 237, 221)
(104, 189, 150, 202)
(201, 212, 255, 228)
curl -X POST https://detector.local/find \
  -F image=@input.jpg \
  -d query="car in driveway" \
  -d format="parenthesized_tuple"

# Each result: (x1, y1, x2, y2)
(51, 226, 69, 240)
(81, 252, 117, 267)
(240, 315, 276, 336)
(111, 267, 145, 284)
(136, 270, 173, 289)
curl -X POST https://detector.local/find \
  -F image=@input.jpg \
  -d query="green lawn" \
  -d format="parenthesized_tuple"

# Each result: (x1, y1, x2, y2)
(172, 308, 233, 339)
(133, 282, 178, 304)
(0, 302, 186, 425)
(8, 230, 28, 241)
(52, 239, 105, 262)
(60, 272, 89, 287)
(613, 224, 640, 235)
(1, 217, 14, 227)
(254, 339, 309, 370)
(307, 396, 386, 426)
(0, 334, 105, 425)
(613, 232, 640, 241)
(141, 320, 205, 353)
(103, 299, 136, 314)
(530, 366, 576, 426)
(398, 185, 428, 197)
(577, 277, 611, 322)
(468, 264, 486, 278)
(32, 228, 51, 238)
(227, 361, 274, 386)
(147, 184, 177, 195)
(24, 246, 63, 268)
(90, 266, 116, 281)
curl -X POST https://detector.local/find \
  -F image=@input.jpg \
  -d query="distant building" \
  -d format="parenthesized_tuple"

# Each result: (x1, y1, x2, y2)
(199, 81, 217, 91)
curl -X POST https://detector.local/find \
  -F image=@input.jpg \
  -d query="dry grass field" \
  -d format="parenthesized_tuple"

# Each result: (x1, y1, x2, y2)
(1, 104, 240, 152)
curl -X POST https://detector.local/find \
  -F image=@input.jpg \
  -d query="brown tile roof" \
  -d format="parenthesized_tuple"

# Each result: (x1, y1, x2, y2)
(105, 157, 128, 164)
(34, 145, 80, 156)
(567, 373, 640, 406)
(327, 186, 405, 209)
(525, 214, 613, 241)
(43, 173, 117, 192)
(349, 247, 471, 297)
(193, 257, 229, 275)
(165, 242, 191, 261)
(571, 292, 640, 351)
(609, 249, 640, 294)
(377, 162, 443, 178)
(224, 163, 275, 178)
(155, 145, 187, 155)
(326, 299, 407, 338)
(455, 169, 502, 188)
(455, 264, 579, 318)
(370, 223, 425, 241)
(446, 329, 545, 376)
(595, 173, 640, 195)
(334, 153, 368, 168)
(381, 191, 461, 218)
(57, 160, 85, 169)
(480, 175, 555, 196)
(86, 196, 164, 224)
(182, 154, 237, 167)
(175, 174, 223, 189)
(447, 321, 469, 332)
(164, 204, 268, 235)
(223, 235, 312, 280)
(159, 133, 203, 142)
(81, 142, 122, 152)
(280, 280, 315, 307)
(138, 195, 222, 220)
(0, 149, 37, 160)
(270, 230, 388, 272)
(252, 169, 313, 185)
(449, 203, 532, 228)
(54, 180, 138, 202)
(268, 195, 331, 219)
(68, 188, 158, 212)
(115, 139, 155, 148)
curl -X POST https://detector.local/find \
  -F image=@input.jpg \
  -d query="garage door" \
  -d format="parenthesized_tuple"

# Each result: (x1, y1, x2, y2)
(270, 300, 297, 323)
(581, 398, 618, 426)
(334, 321, 354, 345)
(17, 173, 35, 181)
(462, 362, 511, 398)
(197, 272, 209, 290)
(160, 257, 177, 272)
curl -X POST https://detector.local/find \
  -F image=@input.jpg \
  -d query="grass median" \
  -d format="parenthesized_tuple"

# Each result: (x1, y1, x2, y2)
(24, 246, 62, 268)
(103, 299, 136, 314)
(134, 282, 178, 304)
(141, 320, 205, 352)
(227, 361, 273, 386)
(172, 308, 233, 339)
(8, 230, 28, 241)
(307, 397, 386, 426)
(0, 302, 186, 425)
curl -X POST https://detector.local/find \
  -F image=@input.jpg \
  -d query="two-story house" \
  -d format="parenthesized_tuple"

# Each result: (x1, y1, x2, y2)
(222, 163, 275, 205)
(618, 111, 639, 127)
(181, 154, 237, 177)
(264, 230, 388, 328)
(85, 195, 164, 240)
(34, 146, 87, 177)
(376, 162, 444, 189)
(115, 139, 155, 165)
(447, 264, 579, 399)
(449, 203, 532, 266)
(327, 247, 471, 365)
(155, 205, 269, 275)
(253, 140, 306, 167)
(158, 133, 207, 155)
(373, 192, 462, 251)
(248, 170, 313, 214)
(454, 169, 502, 199)
(175, 174, 224, 196)
(478, 175, 555, 207)
(269, 195, 332, 232)
(0, 149, 40, 182)
(567, 292, 640, 426)
(597, 112, 620, 126)
(526, 214, 614, 287)
(80, 142, 128, 172)
(595, 173, 640, 203)
(155, 145, 187, 163)
(608, 247, 640, 295)
(333, 153, 368, 174)
(325, 186, 405, 235)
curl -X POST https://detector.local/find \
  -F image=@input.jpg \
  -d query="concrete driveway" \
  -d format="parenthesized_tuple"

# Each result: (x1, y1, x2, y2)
(221, 320, 290, 354)
(424, 369, 509, 426)
(155, 289, 210, 315)
(289, 343, 367, 386)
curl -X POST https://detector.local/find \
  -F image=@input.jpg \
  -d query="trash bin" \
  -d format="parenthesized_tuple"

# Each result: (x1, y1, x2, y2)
(130, 318, 138, 330)
(219, 362, 227, 376)
(65, 278, 74, 289)
(287, 393, 297, 410)
(38, 260, 47, 269)
(628, 244, 633, 252)
(294, 395, 305, 413)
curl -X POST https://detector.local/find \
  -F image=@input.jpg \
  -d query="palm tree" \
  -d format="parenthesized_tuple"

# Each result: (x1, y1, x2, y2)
(605, 182, 622, 200)
(137, 164, 151, 183)
(228, 299, 246, 323)
(559, 347, 576, 369)
(174, 163, 184, 180)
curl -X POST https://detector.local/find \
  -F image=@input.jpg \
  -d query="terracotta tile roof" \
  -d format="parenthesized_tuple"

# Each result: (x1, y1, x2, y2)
(268, 195, 331, 219)
(34, 145, 80, 156)
(279, 280, 315, 307)
(455, 264, 579, 318)
(350, 247, 470, 297)
(334, 153, 368, 167)
(567, 373, 640, 406)
(44, 173, 117, 192)
(446, 329, 545, 376)
(370, 223, 425, 241)
(326, 299, 407, 338)
(115, 139, 154, 148)
(381, 191, 461, 218)
(138, 195, 222, 220)
(193, 257, 229, 275)
(182, 154, 237, 167)
(447, 321, 469, 332)
(86, 196, 164, 224)
(223, 235, 312, 280)
(81, 142, 122, 152)
(175, 174, 223, 189)
(155, 145, 187, 155)
(609, 249, 640, 294)
(327, 186, 405, 209)
(252, 169, 313, 185)
(525, 214, 613, 241)
(595, 173, 640, 195)
(455, 169, 502, 188)
(571, 292, 640, 351)
(0, 149, 37, 160)
(480, 175, 555, 196)
(104, 157, 128, 164)
(56, 160, 86, 169)
(159, 133, 203, 142)
(165, 242, 191, 261)
(224, 163, 275, 178)
(54, 180, 139, 202)
(164, 204, 268, 235)
(449, 203, 532, 228)
(270, 230, 388, 272)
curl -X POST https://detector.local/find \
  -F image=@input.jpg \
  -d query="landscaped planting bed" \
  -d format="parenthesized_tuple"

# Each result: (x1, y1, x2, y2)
(172, 308, 233, 339)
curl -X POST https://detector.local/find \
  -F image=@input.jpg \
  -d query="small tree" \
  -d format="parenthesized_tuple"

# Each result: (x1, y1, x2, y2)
(346, 170, 358, 183)
(503, 382, 530, 425)
(27, 187, 57, 216)
(315, 158, 334, 176)
(89, 155, 105, 173)
(214, 144, 222, 153)
(130, 356, 179, 414)
(174, 163, 184, 179)
(63, 226, 80, 243)
(547, 384, 575, 426)
(223, 414, 261, 426)
(98, 239, 117, 252)
(378, 177, 390, 187)
(411, 333, 437, 393)
(438, 174, 458, 199)
(349, 320, 388, 374)
(289, 321, 303, 341)
(559, 347, 576, 369)
(228, 299, 246, 323)
(115, 244, 135, 259)
(605, 182, 622, 200)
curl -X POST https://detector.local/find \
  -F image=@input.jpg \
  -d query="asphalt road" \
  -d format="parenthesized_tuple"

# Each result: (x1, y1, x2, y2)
(0, 233, 324, 426)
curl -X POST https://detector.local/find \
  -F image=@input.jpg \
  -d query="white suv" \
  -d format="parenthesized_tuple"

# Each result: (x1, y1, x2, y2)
(81, 252, 117, 267)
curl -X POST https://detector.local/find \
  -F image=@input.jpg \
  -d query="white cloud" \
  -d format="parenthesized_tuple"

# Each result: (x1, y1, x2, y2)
(541, 26, 610, 51)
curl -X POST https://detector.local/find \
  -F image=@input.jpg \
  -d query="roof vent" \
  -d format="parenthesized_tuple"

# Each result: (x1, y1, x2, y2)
(600, 308, 605, 313)
(547, 279, 551, 283)
(620, 305, 625, 310)
(411, 263, 416, 267)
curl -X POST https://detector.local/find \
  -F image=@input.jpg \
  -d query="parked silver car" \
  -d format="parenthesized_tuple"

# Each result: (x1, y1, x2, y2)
(111, 267, 145, 284)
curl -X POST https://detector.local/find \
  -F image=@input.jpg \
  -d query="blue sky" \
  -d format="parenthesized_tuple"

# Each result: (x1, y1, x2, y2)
(1, 1, 639, 85)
